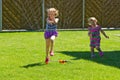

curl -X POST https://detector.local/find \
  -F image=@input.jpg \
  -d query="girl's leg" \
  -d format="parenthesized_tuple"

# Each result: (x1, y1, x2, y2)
(50, 39, 54, 56)
(95, 46, 102, 52)
(45, 39, 51, 63)
(91, 47, 95, 58)
(96, 46, 103, 56)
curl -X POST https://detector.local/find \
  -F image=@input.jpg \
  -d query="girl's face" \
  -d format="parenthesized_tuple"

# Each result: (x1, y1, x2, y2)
(89, 19, 97, 26)
(48, 11, 56, 19)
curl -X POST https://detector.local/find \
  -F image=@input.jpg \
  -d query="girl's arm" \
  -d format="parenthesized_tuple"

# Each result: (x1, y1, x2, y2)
(88, 31, 92, 39)
(88, 27, 92, 39)
(47, 18, 54, 24)
(47, 18, 59, 24)
(88, 31, 91, 36)
(100, 29, 109, 38)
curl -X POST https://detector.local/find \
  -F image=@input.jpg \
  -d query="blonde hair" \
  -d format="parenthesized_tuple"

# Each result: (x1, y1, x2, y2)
(47, 8, 59, 17)
(88, 17, 97, 25)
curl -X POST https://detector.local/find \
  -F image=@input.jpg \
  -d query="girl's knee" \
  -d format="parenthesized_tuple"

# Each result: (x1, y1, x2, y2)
(96, 46, 100, 49)
(91, 47, 94, 49)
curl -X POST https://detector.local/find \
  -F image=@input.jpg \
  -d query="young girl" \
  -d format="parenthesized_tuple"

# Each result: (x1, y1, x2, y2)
(44, 8, 59, 64)
(88, 17, 109, 58)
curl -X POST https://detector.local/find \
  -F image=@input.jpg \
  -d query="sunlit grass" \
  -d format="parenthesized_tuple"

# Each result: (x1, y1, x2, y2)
(0, 30, 120, 80)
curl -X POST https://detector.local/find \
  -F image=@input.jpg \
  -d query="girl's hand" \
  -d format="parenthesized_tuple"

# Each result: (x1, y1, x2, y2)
(55, 18, 59, 23)
(100, 30, 109, 39)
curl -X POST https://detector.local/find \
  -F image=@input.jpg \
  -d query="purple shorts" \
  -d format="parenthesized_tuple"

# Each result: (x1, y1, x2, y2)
(44, 30, 58, 39)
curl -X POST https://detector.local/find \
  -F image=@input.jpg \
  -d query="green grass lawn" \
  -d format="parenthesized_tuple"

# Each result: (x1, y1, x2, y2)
(0, 30, 120, 80)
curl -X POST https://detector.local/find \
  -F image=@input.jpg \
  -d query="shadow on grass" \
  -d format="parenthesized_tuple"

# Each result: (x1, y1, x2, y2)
(21, 62, 45, 69)
(56, 51, 120, 69)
